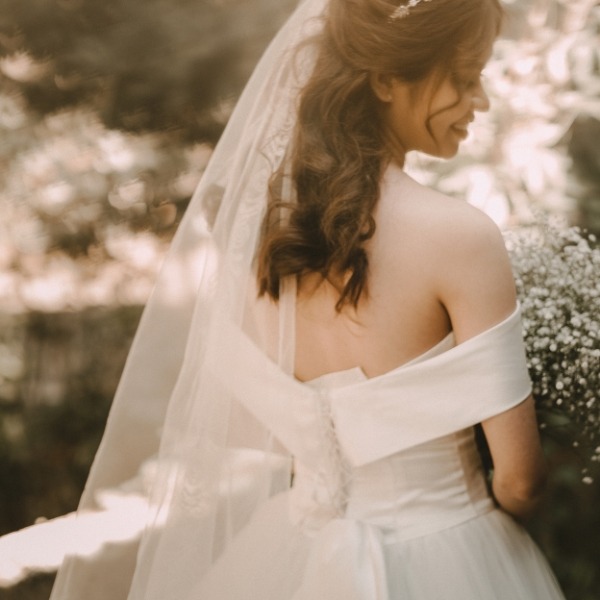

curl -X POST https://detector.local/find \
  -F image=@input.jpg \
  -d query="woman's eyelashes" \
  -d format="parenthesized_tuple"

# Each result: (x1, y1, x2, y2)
(452, 69, 486, 91)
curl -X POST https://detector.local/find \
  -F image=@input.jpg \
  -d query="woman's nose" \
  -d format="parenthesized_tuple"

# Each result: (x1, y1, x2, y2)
(472, 83, 490, 112)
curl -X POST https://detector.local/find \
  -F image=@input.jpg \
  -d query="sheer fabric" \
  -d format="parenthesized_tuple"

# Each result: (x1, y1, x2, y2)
(49, 0, 325, 597)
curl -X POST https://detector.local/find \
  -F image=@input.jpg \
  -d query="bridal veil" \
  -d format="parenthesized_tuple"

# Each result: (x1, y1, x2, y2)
(49, 0, 327, 598)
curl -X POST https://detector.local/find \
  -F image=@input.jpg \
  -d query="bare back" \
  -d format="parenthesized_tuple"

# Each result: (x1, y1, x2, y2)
(294, 163, 515, 382)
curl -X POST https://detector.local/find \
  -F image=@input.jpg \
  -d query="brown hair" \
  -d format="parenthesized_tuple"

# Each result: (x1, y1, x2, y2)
(257, 0, 503, 309)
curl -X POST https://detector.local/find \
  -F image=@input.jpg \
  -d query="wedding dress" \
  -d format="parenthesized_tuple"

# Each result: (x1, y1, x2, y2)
(192, 304, 566, 600)
(48, 0, 566, 598)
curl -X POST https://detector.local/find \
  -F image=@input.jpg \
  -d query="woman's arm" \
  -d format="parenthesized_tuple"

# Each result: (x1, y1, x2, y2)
(482, 395, 547, 519)
(435, 205, 547, 520)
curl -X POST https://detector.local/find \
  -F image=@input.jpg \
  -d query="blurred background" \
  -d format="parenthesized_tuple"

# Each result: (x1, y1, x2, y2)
(0, 0, 598, 598)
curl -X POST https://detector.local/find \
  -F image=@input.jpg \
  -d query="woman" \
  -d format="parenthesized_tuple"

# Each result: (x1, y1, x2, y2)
(50, 0, 566, 598)
(260, 0, 549, 523)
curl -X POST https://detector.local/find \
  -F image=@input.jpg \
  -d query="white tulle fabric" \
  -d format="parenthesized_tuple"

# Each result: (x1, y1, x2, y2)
(50, 0, 325, 598)
(49, 0, 566, 598)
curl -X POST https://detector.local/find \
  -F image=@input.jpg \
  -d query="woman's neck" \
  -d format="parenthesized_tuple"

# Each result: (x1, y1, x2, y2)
(382, 132, 407, 168)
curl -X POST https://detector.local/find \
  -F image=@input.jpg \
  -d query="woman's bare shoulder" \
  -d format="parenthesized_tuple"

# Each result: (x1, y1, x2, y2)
(378, 171, 504, 256)
(377, 173, 517, 341)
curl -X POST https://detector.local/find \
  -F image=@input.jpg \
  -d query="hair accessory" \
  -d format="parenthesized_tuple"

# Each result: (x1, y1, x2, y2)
(390, 0, 433, 20)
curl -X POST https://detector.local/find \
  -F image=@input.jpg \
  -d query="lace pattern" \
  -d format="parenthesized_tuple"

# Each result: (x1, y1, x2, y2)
(289, 389, 353, 529)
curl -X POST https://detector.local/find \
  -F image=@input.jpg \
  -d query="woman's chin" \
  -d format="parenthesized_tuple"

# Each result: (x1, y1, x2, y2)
(424, 143, 460, 160)
(434, 128, 469, 158)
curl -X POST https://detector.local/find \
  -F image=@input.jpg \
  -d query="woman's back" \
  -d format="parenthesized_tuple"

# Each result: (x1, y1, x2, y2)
(295, 162, 509, 382)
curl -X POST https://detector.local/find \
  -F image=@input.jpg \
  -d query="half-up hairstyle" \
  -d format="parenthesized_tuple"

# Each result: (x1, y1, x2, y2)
(257, 0, 503, 309)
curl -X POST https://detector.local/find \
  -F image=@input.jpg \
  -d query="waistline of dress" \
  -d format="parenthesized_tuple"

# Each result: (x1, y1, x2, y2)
(287, 484, 496, 543)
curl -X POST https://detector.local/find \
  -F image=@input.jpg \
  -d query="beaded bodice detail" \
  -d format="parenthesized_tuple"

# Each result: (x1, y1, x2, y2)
(289, 362, 495, 539)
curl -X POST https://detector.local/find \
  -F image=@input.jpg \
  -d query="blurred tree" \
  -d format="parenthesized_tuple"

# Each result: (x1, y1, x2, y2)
(0, 0, 296, 275)
(0, 0, 295, 143)
(0, 307, 142, 535)
(569, 114, 600, 234)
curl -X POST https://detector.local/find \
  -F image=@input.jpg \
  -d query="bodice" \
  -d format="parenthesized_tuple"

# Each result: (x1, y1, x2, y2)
(214, 305, 530, 540)
(201, 306, 552, 600)
(289, 358, 494, 540)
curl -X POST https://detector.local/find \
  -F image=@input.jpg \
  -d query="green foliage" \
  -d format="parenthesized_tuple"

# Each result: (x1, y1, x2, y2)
(0, 0, 296, 314)
(569, 114, 600, 233)
(0, 0, 295, 141)
(1, 106, 193, 258)
(0, 573, 55, 600)
(529, 439, 600, 600)
(0, 307, 142, 535)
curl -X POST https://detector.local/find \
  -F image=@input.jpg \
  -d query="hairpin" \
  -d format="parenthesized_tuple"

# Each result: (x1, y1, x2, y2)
(389, 0, 433, 20)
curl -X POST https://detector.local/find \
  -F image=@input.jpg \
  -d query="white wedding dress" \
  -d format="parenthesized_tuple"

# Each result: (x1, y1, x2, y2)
(195, 306, 566, 600)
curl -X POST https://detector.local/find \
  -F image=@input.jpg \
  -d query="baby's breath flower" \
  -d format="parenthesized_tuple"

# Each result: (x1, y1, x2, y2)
(507, 221, 600, 468)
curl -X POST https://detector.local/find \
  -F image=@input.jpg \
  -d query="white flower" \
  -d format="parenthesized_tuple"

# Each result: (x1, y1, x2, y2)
(507, 222, 600, 467)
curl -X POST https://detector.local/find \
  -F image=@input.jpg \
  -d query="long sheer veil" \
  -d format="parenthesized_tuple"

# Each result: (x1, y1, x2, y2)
(49, 1, 326, 597)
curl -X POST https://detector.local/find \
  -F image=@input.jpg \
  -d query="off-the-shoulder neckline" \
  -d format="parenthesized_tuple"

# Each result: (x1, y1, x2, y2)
(304, 331, 454, 387)
(298, 304, 521, 387)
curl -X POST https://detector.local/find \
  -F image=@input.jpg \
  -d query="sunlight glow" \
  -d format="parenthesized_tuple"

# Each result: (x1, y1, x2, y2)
(0, 449, 290, 588)
(0, 53, 49, 83)
(0, 495, 148, 587)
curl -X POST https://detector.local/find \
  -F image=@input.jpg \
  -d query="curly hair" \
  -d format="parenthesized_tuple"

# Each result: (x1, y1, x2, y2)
(257, 0, 503, 309)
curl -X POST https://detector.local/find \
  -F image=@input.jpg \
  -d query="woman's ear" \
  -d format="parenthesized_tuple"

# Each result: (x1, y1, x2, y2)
(370, 72, 394, 102)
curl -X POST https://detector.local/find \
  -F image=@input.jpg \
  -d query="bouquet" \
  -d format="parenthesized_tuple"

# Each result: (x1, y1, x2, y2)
(506, 222, 600, 477)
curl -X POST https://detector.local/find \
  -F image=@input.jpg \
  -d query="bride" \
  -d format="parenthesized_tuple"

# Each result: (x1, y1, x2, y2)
(50, 0, 566, 598)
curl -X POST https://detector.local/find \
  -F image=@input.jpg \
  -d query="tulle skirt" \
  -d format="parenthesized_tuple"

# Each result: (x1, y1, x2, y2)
(196, 492, 565, 600)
